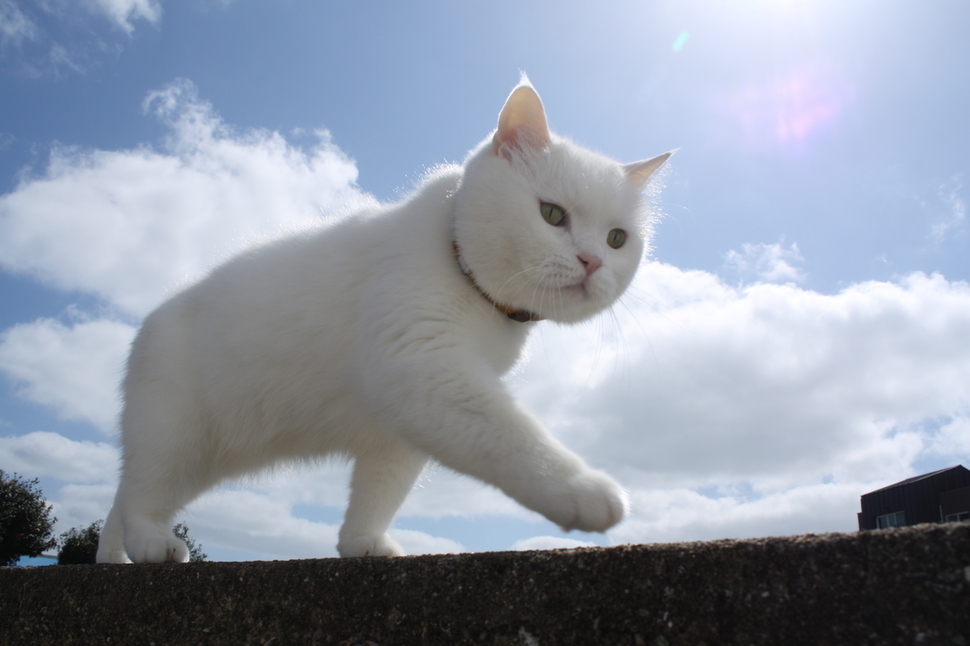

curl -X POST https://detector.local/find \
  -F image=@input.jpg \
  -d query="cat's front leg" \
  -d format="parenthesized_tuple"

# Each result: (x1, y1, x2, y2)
(371, 358, 628, 534)
(487, 423, 629, 534)
(464, 422, 628, 533)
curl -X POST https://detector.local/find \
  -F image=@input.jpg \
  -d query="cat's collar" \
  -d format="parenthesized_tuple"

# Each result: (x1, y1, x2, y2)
(452, 241, 542, 323)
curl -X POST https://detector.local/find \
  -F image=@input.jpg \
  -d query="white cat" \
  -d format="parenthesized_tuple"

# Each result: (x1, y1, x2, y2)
(96, 79, 671, 563)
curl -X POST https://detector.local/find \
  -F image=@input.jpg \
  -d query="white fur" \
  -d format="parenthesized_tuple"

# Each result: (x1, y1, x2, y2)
(97, 82, 669, 563)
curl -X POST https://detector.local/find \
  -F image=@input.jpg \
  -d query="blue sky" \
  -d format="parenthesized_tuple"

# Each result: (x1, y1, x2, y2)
(1, 0, 969, 563)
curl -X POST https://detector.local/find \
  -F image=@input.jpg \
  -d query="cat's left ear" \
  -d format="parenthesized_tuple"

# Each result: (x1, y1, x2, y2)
(492, 83, 551, 157)
(624, 151, 674, 188)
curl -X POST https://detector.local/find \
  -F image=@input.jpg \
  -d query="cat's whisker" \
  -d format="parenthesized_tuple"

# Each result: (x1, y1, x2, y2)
(614, 295, 661, 374)
(623, 283, 693, 334)
(494, 264, 544, 311)
(606, 304, 634, 386)
(528, 262, 558, 319)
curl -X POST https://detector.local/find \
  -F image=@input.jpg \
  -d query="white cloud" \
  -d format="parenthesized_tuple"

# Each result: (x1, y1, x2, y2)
(401, 465, 534, 521)
(925, 415, 970, 459)
(0, 78, 371, 316)
(51, 483, 117, 535)
(0, 0, 162, 75)
(0, 317, 135, 433)
(0, 431, 118, 483)
(392, 529, 465, 556)
(84, 0, 161, 33)
(723, 240, 805, 284)
(928, 176, 966, 244)
(0, 434, 120, 539)
(510, 536, 597, 551)
(0, 0, 37, 49)
(46, 41, 86, 75)
(614, 482, 864, 544)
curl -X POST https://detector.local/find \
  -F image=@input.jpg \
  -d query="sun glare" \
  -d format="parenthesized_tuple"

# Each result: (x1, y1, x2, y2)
(729, 66, 852, 149)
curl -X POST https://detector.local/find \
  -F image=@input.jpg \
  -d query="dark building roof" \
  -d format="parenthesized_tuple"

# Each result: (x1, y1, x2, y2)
(865, 465, 970, 494)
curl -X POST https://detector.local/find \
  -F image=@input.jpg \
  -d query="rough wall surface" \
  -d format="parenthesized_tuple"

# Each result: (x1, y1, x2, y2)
(1, 523, 968, 645)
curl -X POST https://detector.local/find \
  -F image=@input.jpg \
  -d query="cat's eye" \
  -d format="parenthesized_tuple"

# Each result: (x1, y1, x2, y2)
(607, 228, 627, 249)
(540, 202, 567, 227)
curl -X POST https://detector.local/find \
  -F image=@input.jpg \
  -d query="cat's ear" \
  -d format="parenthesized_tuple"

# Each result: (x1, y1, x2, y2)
(624, 151, 674, 188)
(492, 82, 551, 157)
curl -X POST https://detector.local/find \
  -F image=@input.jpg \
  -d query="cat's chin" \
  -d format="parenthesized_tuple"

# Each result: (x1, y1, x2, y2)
(538, 286, 615, 324)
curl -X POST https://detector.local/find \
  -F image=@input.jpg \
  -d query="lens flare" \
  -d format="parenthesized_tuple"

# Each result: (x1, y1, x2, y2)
(672, 31, 690, 52)
(719, 66, 853, 152)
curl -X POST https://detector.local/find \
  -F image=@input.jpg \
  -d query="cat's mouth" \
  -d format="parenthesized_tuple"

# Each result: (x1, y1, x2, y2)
(561, 282, 589, 297)
(542, 281, 595, 313)
(533, 280, 611, 324)
(562, 273, 598, 297)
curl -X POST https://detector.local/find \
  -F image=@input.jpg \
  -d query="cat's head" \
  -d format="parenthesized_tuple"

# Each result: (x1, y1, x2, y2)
(453, 80, 670, 325)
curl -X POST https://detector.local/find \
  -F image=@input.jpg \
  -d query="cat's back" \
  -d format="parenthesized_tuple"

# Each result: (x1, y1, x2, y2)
(133, 166, 469, 374)
(200, 164, 464, 308)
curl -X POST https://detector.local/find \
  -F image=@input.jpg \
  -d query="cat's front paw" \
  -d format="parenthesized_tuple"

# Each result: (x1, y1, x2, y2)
(550, 469, 628, 533)
(337, 533, 406, 558)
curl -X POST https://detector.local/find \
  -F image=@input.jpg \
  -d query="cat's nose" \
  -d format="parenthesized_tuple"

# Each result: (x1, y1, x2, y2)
(578, 253, 602, 276)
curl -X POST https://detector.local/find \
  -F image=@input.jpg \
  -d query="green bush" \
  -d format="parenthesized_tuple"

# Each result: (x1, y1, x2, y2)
(58, 520, 104, 564)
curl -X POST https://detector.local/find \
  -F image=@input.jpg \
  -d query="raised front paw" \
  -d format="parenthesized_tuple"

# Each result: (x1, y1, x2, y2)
(547, 469, 628, 533)
(337, 533, 406, 558)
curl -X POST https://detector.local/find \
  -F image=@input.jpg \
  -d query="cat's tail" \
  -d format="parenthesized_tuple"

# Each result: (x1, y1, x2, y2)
(96, 503, 131, 563)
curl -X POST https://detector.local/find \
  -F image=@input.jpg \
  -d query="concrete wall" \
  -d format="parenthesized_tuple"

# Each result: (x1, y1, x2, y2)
(2, 522, 968, 645)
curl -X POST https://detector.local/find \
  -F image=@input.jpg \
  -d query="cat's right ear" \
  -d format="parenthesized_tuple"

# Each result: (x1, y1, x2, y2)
(624, 151, 675, 188)
(492, 83, 552, 157)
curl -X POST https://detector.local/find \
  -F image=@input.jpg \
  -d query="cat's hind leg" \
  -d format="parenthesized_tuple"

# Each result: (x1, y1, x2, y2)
(337, 439, 428, 557)
(110, 421, 208, 563)
(95, 473, 192, 563)
(113, 470, 193, 563)
(95, 435, 198, 563)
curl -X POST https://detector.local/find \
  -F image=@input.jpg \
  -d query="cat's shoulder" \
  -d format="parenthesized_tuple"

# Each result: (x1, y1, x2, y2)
(403, 163, 464, 204)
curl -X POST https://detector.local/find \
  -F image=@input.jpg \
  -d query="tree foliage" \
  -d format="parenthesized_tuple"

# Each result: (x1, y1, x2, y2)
(0, 470, 57, 566)
(173, 522, 208, 562)
(57, 520, 104, 565)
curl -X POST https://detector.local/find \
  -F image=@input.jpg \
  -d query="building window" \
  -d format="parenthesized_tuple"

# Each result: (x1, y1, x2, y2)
(945, 511, 970, 523)
(876, 511, 906, 528)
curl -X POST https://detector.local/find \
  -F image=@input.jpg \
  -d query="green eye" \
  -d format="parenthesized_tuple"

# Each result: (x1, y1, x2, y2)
(540, 202, 567, 227)
(607, 228, 627, 249)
